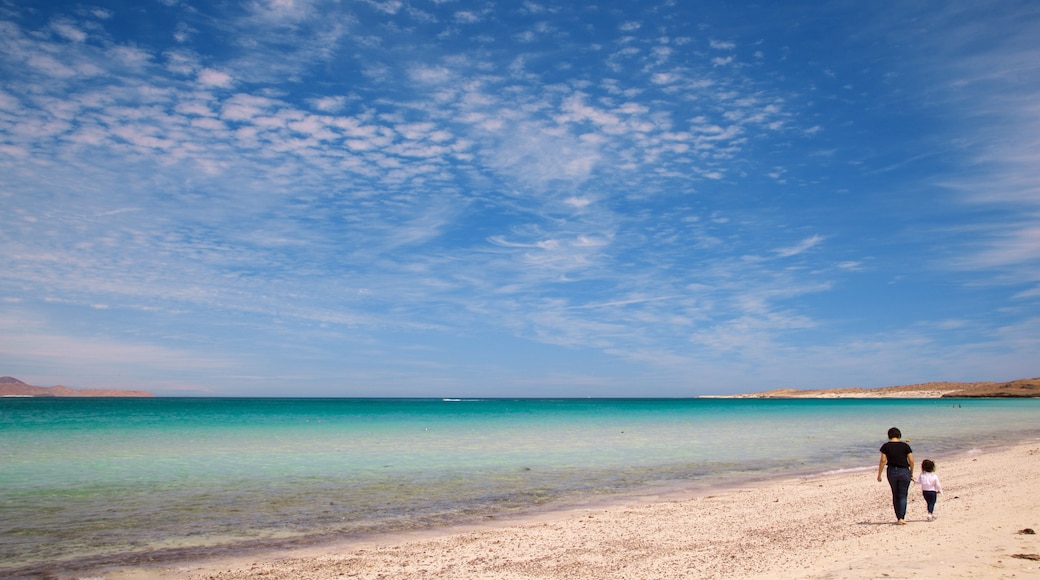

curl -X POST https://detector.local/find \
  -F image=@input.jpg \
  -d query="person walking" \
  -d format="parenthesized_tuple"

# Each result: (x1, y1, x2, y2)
(877, 427, 914, 524)
(917, 459, 943, 520)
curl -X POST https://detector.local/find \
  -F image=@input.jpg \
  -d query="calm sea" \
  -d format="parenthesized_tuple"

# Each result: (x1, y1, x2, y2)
(2, 397, 1039, 575)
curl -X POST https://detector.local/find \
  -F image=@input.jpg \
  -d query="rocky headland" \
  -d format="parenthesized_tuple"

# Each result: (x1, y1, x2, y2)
(0, 376, 154, 397)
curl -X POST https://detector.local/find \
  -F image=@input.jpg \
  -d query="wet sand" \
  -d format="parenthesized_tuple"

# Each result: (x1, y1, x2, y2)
(102, 438, 1040, 580)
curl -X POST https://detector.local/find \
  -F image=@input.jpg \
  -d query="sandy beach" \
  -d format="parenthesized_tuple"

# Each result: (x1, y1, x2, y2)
(103, 438, 1040, 580)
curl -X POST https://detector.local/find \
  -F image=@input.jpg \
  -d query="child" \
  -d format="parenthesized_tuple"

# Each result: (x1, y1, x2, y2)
(917, 459, 943, 520)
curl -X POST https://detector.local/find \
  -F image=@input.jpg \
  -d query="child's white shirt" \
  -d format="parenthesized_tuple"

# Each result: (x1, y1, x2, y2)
(918, 471, 942, 493)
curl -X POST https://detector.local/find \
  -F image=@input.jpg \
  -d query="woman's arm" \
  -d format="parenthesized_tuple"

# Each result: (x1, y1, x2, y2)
(877, 453, 887, 482)
(907, 452, 914, 477)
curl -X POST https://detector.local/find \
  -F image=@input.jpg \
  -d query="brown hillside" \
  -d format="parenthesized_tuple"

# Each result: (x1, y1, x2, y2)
(726, 377, 1040, 398)
(0, 376, 154, 398)
(940, 377, 1040, 398)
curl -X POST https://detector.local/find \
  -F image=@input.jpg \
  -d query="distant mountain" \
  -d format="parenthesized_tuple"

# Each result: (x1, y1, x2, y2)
(0, 376, 154, 397)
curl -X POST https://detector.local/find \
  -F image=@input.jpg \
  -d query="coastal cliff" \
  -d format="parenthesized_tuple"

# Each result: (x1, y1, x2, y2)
(0, 376, 154, 398)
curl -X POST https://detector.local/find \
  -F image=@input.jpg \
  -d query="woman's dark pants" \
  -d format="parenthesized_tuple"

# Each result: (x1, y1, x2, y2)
(886, 467, 912, 520)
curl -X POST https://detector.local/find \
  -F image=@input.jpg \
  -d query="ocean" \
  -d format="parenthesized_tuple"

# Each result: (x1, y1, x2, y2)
(2, 396, 1039, 575)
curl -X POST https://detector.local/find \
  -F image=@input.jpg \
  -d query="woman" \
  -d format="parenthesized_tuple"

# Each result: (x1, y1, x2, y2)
(877, 426, 914, 524)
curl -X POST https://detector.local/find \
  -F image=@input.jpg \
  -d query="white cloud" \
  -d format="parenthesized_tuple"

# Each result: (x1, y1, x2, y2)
(26, 53, 79, 78)
(0, 90, 20, 111)
(366, 0, 404, 14)
(775, 235, 823, 258)
(0, 314, 233, 378)
(198, 68, 234, 88)
(955, 223, 1040, 269)
(51, 21, 87, 42)
(1013, 286, 1040, 300)
(249, 0, 317, 22)
(650, 72, 679, 85)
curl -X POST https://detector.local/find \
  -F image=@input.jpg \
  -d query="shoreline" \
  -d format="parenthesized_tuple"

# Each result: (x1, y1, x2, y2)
(98, 437, 1040, 580)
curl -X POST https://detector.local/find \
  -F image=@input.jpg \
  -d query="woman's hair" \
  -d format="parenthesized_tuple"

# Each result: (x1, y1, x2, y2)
(922, 459, 935, 472)
(887, 427, 902, 439)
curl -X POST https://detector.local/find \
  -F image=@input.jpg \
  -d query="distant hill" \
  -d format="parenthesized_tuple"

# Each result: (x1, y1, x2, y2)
(723, 377, 1040, 398)
(0, 376, 154, 398)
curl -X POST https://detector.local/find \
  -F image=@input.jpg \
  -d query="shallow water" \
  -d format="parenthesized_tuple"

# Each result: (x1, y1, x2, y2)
(1, 397, 1038, 574)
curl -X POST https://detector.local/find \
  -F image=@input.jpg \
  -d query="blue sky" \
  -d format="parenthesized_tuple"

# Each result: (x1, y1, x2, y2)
(1, 0, 1038, 397)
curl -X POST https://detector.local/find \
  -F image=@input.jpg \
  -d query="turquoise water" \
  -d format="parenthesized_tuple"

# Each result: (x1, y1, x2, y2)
(1, 397, 1039, 575)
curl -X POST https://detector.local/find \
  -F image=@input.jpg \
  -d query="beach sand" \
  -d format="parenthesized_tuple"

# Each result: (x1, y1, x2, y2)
(109, 440, 1040, 580)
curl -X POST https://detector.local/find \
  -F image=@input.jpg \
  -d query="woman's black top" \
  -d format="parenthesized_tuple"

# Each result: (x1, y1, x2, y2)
(880, 441, 913, 468)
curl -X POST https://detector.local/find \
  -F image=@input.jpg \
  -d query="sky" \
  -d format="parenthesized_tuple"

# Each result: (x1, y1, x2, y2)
(1, 0, 1038, 397)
